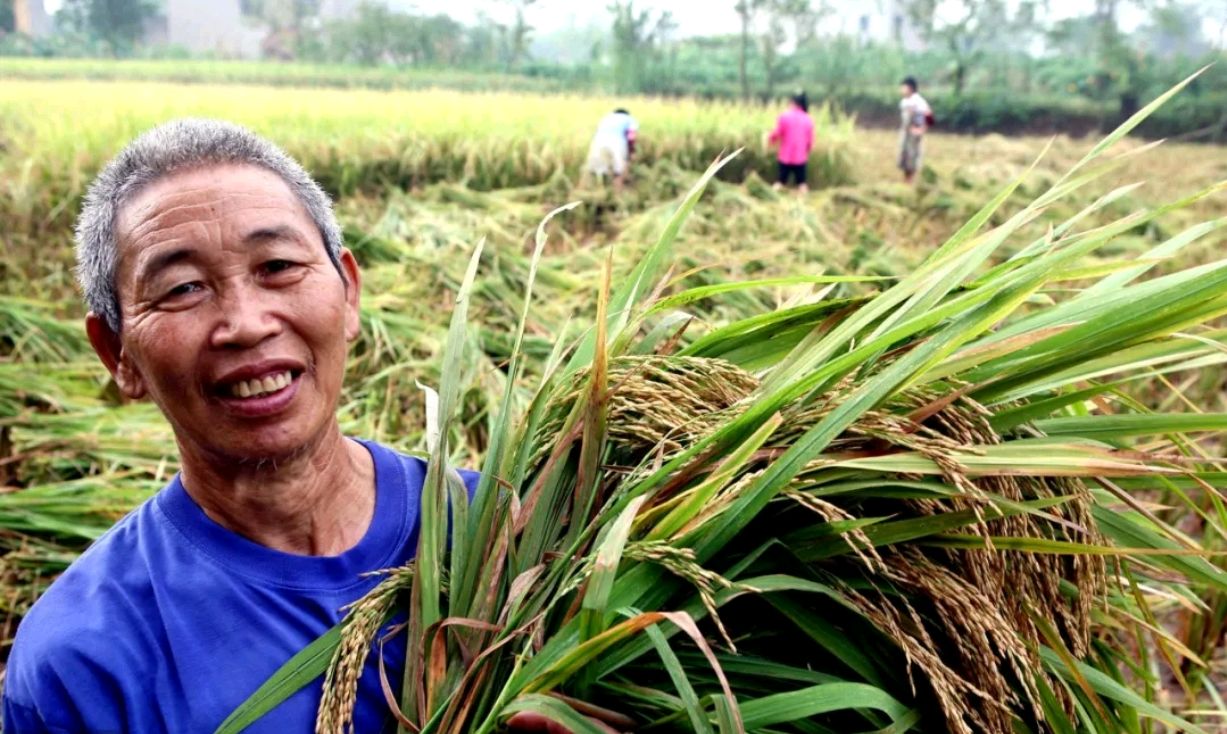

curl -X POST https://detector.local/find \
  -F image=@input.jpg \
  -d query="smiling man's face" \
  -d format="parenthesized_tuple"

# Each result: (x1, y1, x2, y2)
(89, 163, 361, 465)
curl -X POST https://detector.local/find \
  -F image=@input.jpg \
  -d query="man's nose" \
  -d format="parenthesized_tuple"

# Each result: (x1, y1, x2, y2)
(209, 283, 282, 349)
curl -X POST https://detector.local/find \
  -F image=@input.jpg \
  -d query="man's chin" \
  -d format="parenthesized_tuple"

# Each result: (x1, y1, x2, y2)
(177, 431, 319, 472)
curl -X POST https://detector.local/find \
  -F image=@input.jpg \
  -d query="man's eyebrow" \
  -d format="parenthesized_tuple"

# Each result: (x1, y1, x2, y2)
(137, 247, 195, 279)
(242, 225, 307, 245)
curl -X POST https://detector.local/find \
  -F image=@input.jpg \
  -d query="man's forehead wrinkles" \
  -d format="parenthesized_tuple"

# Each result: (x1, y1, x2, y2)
(127, 212, 211, 242)
(122, 201, 216, 246)
(127, 190, 281, 224)
(122, 199, 299, 249)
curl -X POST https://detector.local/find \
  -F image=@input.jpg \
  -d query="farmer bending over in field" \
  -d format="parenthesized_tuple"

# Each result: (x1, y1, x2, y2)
(768, 92, 815, 194)
(2, 119, 582, 734)
(586, 107, 639, 193)
(898, 76, 932, 184)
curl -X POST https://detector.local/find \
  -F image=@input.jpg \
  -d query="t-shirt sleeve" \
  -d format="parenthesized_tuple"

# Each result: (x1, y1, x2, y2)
(458, 468, 481, 501)
(3, 697, 75, 734)
(2, 636, 99, 734)
(2, 553, 139, 734)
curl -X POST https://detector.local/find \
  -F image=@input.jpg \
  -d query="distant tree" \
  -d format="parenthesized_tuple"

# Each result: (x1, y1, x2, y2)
(317, 3, 470, 67)
(531, 17, 608, 65)
(323, 2, 417, 65)
(465, 12, 506, 68)
(756, 0, 828, 99)
(1089, 0, 1147, 118)
(57, 0, 157, 56)
(1046, 14, 1100, 54)
(253, 0, 320, 59)
(734, 0, 756, 101)
(1136, 1, 1208, 57)
(608, 0, 676, 93)
(416, 14, 466, 66)
(902, 0, 1043, 95)
(807, 34, 883, 97)
(1, 1, 15, 35)
(502, 0, 536, 69)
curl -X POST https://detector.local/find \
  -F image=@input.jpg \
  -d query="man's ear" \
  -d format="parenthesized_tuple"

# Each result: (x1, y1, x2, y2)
(85, 313, 146, 400)
(339, 248, 362, 343)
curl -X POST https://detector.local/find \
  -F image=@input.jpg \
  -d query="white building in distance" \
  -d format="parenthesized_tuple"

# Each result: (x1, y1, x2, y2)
(820, 0, 925, 50)
(159, 0, 366, 59)
(14, 0, 52, 38)
(164, 0, 264, 58)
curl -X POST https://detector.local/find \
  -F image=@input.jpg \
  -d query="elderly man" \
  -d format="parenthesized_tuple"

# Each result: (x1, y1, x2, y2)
(2, 119, 568, 733)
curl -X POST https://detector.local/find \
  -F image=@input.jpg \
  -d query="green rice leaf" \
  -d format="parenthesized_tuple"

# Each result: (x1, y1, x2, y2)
(645, 623, 715, 734)
(1039, 647, 1207, 733)
(738, 682, 914, 730)
(1034, 413, 1227, 439)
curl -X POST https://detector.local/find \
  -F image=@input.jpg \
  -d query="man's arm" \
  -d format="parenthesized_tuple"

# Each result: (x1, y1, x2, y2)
(4, 696, 76, 734)
(910, 101, 929, 136)
(3, 598, 131, 734)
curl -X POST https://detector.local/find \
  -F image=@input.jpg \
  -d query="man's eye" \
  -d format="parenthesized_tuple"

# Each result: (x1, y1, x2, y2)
(263, 260, 297, 275)
(166, 282, 201, 298)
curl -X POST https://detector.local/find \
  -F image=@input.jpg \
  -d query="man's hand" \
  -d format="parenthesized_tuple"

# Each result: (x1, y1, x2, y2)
(506, 712, 620, 733)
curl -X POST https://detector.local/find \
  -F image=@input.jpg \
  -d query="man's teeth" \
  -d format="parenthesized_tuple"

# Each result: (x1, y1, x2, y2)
(231, 371, 293, 398)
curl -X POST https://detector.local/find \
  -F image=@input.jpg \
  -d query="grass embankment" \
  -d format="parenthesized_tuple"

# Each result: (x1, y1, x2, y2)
(0, 57, 579, 93)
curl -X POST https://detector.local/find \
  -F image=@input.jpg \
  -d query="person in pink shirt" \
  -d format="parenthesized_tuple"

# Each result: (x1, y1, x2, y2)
(768, 92, 815, 194)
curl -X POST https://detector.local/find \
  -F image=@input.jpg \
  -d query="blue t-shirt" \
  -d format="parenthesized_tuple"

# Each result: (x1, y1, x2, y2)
(3, 439, 477, 733)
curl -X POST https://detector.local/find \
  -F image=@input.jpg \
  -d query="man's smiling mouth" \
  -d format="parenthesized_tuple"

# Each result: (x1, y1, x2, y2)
(228, 369, 294, 399)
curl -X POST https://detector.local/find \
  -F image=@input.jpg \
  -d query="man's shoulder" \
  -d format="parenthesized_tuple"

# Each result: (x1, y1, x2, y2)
(11, 497, 159, 641)
(4, 499, 159, 714)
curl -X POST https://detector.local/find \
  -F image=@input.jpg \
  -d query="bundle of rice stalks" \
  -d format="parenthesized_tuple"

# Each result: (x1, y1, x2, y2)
(221, 80, 1227, 733)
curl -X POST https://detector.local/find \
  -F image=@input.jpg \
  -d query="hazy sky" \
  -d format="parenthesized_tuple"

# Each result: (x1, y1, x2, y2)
(35, 0, 1158, 39)
(40, 0, 1153, 37)
(403, 0, 741, 36)
(385, 0, 1149, 37)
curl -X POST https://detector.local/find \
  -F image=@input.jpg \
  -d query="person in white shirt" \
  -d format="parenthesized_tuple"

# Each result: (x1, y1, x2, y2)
(898, 76, 932, 184)
(587, 107, 639, 193)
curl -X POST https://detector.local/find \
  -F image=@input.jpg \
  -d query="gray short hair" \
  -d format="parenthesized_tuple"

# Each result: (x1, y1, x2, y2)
(75, 118, 344, 332)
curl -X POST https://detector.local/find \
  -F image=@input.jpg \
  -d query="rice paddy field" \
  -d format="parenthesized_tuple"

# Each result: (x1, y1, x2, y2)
(3, 73, 1227, 732)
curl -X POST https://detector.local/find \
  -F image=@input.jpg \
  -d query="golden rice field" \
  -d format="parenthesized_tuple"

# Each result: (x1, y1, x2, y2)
(2, 75, 1227, 732)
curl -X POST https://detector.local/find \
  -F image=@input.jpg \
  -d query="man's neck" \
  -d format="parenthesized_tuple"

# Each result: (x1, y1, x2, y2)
(177, 426, 376, 556)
